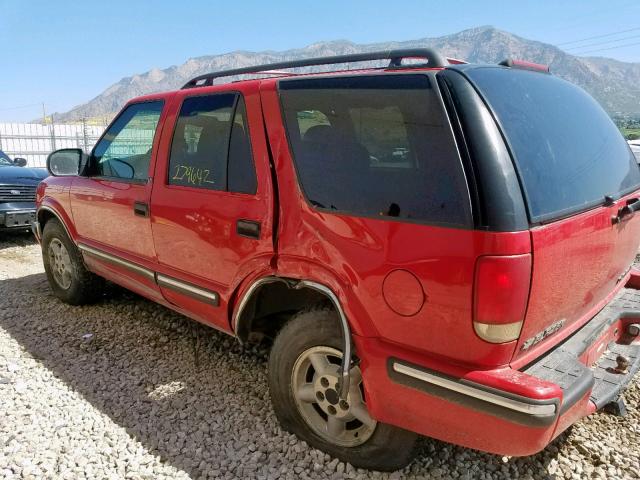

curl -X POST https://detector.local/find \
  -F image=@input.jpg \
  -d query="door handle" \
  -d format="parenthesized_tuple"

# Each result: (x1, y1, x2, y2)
(612, 197, 640, 224)
(133, 201, 149, 217)
(236, 219, 261, 239)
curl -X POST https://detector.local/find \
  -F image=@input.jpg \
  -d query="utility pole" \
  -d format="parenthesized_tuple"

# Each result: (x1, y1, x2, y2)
(82, 117, 88, 151)
(50, 113, 56, 151)
(42, 104, 56, 151)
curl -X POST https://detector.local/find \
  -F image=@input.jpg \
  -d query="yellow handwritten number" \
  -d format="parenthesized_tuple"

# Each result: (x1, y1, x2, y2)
(172, 165, 216, 186)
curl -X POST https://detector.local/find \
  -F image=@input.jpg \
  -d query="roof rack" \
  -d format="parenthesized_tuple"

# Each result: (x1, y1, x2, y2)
(498, 58, 550, 74)
(182, 48, 447, 89)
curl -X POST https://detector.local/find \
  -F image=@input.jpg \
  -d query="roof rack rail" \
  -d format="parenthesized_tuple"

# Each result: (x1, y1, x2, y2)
(498, 58, 550, 74)
(446, 57, 468, 65)
(182, 48, 447, 89)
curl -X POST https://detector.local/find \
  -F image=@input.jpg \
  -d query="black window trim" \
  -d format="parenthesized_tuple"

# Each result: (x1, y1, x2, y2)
(88, 99, 165, 184)
(455, 65, 640, 225)
(276, 71, 475, 230)
(435, 68, 529, 232)
(436, 73, 483, 229)
(166, 90, 258, 196)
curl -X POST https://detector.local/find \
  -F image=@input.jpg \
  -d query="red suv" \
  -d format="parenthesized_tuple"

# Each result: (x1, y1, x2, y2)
(34, 49, 640, 471)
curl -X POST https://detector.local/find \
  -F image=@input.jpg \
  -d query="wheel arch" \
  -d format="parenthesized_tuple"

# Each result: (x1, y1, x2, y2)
(233, 275, 355, 397)
(233, 276, 343, 341)
(37, 204, 77, 243)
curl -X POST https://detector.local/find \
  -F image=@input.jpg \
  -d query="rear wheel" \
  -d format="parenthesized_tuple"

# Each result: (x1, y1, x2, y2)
(42, 219, 104, 305)
(292, 345, 377, 447)
(268, 305, 418, 471)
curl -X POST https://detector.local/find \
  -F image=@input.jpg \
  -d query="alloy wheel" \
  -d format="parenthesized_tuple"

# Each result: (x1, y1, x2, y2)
(48, 238, 73, 290)
(291, 346, 377, 447)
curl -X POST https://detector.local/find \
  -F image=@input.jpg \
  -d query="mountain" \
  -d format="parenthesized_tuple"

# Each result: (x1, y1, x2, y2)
(53, 26, 640, 122)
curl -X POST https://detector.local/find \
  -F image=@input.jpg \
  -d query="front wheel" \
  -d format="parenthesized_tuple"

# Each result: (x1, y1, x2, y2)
(42, 219, 104, 305)
(268, 305, 418, 471)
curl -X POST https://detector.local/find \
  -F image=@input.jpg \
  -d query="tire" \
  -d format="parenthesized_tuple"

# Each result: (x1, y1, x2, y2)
(268, 304, 418, 471)
(41, 219, 104, 305)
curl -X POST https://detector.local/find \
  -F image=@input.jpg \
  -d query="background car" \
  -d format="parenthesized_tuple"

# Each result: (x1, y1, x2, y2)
(0, 149, 47, 231)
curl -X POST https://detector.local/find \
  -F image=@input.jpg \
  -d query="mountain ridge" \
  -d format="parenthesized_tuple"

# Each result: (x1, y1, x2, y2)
(53, 26, 640, 122)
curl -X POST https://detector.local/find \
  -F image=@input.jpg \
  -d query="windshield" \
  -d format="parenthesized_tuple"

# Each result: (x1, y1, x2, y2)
(0, 151, 12, 165)
(466, 67, 640, 223)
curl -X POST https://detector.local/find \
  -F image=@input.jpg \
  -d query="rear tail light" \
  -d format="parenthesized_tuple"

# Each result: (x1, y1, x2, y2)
(473, 255, 532, 343)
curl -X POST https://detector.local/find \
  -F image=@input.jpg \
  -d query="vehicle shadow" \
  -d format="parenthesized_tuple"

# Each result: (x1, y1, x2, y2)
(0, 272, 564, 479)
(0, 230, 36, 251)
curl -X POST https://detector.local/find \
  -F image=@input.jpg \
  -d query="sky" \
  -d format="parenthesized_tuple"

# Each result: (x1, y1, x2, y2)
(1, 0, 640, 122)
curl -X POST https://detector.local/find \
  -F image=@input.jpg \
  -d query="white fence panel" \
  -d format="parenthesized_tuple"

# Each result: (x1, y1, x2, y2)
(0, 122, 106, 167)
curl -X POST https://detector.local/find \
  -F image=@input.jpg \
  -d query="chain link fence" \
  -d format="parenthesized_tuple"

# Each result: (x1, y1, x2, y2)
(0, 120, 108, 168)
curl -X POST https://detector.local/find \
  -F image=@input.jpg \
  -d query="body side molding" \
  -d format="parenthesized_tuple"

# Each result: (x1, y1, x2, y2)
(78, 244, 220, 307)
(157, 273, 219, 306)
(78, 243, 155, 281)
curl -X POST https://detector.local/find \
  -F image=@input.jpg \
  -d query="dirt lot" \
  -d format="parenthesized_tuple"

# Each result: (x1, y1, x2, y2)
(0, 232, 639, 479)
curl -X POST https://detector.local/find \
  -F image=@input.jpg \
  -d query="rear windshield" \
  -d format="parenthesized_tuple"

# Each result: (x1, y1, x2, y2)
(466, 67, 640, 222)
(279, 74, 472, 227)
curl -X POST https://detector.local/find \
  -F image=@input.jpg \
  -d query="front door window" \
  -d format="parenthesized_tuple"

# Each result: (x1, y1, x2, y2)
(92, 101, 164, 181)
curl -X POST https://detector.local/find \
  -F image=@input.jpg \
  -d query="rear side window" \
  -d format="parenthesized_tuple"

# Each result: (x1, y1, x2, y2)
(169, 94, 256, 194)
(279, 75, 472, 227)
(466, 68, 640, 222)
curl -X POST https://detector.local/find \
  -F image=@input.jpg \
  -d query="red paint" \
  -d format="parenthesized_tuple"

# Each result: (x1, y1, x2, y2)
(626, 268, 640, 289)
(260, 80, 531, 367)
(505, 59, 550, 73)
(355, 335, 558, 456)
(512, 192, 640, 367)
(35, 66, 640, 458)
(70, 178, 156, 260)
(149, 81, 275, 332)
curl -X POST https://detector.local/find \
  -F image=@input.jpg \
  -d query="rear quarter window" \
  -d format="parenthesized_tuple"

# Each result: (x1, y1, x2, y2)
(279, 74, 472, 227)
(466, 67, 640, 222)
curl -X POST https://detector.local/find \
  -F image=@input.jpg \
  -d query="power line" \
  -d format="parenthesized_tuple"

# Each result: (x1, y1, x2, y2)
(557, 26, 640, 46)
(574, 40, 640, 56)
(549, 1, 639, 37)
(567, 33, 640, 51)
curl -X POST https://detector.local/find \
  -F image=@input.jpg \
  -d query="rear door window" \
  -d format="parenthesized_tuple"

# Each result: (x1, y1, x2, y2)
(466, 67, 640, 222)
(169, 94, 235, 190)
(169, 94, 257, 194)
(279, 75, 472, 227)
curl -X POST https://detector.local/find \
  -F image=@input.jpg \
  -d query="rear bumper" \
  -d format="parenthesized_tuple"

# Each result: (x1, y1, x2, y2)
(358, 282, 640, 457)
(388, 359, 560, 428)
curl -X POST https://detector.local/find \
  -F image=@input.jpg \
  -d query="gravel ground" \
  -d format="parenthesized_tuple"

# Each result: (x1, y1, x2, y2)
(0, 232, 639, 479)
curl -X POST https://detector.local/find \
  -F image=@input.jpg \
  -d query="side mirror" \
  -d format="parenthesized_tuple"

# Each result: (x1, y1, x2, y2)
(13, 157, 27, 167)
(46, 148, 83, 176)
